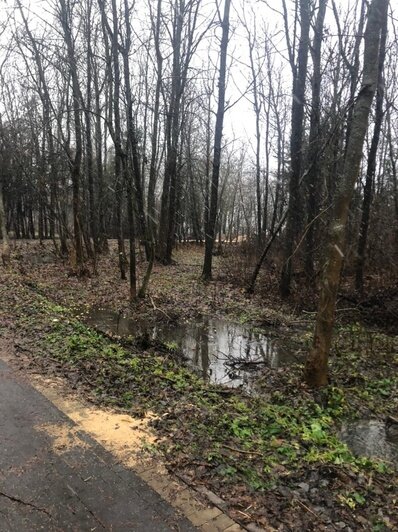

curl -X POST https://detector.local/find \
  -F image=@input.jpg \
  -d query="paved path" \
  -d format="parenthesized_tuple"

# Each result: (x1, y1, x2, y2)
(0, 360, 196, 531)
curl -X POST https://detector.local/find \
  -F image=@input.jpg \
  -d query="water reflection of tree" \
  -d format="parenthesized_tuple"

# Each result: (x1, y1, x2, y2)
(222, 323, 282, 371)
(200, 320, 210, 381)
(191, 319, 211, 381)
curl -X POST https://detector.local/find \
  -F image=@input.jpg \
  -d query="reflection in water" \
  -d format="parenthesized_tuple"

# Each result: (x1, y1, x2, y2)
(79, 308, 300, 387)
(340, 420, 398, 462)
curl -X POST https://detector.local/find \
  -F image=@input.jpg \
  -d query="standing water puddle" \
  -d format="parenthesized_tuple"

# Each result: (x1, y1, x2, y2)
(78, 308, 301, 388)
(74, 308, 398, 462)
(340, 419, 398, 462)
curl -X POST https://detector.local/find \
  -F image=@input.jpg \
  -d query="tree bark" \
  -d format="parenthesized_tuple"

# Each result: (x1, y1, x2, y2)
(305, 0, 388, 388)
(280, 0, 311, 297)
(202, 0, 231, 280)
(355, 2, 387, 293)
(0, 180, 10, 266)
(305, 0, 328, 279)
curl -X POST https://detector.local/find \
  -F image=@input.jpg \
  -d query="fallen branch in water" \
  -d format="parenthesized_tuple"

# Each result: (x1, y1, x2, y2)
(149, 295, 172, 321)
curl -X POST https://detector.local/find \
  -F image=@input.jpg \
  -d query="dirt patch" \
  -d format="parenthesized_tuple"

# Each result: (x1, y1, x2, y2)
(36, 380, 157, 469)
(35, 423, 86, 455)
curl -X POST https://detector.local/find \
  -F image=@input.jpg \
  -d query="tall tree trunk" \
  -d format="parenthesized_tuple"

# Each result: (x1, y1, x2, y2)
(203, 88, 212, 241)
(122, 0, 150, 262)
(262, 95, 271, 238)
(147, 0, 163, 243)
(124, 157, 137, 301)
(84, 0, 98, 270)
(280, 0, 311, 297)
(0, 181, 10, 266)
(157, 0, 183, 264)
(305, 0, 328, 279)
(202, 0, 231, 280)
(247, 30, 262, 245)
(99, 0, 127, 279)
(386, 111, 398, 230)
(355, 6, 387, 293)
(59, 0, 84, 272)
(305, 0, 388, 388)
(93, 58, 108, 253)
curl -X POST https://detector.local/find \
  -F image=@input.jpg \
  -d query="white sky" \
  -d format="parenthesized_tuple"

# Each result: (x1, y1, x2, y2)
(1, 0, 396, 156)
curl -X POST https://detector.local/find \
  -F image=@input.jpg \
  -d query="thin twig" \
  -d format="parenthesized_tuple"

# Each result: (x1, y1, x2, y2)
(287, 205, 332, 264)
(222, 444, 263, 457)
(294, 498, 323, 522)
(149, 295, 172, 321)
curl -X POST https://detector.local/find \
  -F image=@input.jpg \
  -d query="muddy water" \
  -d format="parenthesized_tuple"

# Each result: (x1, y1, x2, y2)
(78, 308, 301, 387)
(340, 419, 398, 462)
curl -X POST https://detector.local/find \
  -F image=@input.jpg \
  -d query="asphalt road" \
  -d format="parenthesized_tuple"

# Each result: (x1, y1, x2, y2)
(0, 360, 196, 531)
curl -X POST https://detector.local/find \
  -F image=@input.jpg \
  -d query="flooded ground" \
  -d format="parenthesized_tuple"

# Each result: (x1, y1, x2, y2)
(73, 307, 398, 463)
(340, 419, 398, 463)
(78, 307, 302, 387)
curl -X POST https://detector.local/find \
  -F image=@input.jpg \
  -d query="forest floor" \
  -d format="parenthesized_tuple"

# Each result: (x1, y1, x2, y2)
(1, 240, 397, 531)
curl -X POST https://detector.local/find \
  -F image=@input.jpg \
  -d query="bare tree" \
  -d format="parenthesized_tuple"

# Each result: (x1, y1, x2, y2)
(305, 0, 328, 279)
(0, 125, 10, 265)
(58, 0, 85, 273)
(280, 0, 311, 298)
(355, 1, 388, 293)
(305, 0, 388, 388)
(202, 0, 231, 280)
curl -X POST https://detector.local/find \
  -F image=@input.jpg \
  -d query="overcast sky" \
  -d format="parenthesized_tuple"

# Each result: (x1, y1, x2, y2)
(1, 0, 396, 154)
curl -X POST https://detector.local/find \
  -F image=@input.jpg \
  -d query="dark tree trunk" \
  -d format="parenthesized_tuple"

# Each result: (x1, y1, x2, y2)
(280, 0, 311, 297)
(59, 0, 84, 272)
(121, 0, 150, 262)
(157, 0, 183, 264)
(147, 0, 163, 244)
(93, 58, 108, 253)
(202, 0, 231, 280)
(84, 0, 98, 269)
(99, 0, 127, 279)
(0, 180, 10, 266)
(305, 0, 328, 279)
(355, 7, 387, 293)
